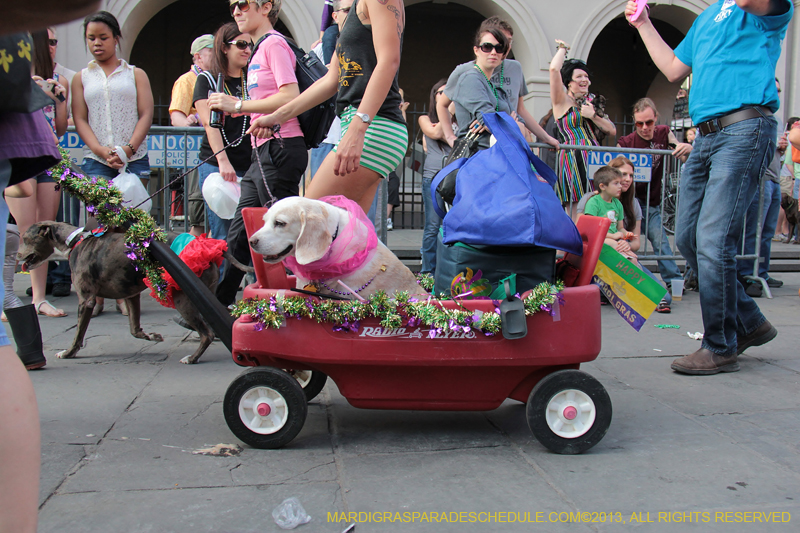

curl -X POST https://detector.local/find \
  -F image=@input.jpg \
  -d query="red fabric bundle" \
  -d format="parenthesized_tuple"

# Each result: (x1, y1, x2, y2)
(145, 235, 227, 308)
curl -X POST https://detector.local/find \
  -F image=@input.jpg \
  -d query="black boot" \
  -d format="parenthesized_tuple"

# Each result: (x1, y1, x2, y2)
(5, 304, 46, 370)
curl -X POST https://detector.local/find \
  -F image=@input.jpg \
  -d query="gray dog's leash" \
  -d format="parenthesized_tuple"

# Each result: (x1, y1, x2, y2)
(130, 133, 248, 211)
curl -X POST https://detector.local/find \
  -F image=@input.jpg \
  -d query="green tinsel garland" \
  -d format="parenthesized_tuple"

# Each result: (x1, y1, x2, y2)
(47, 147, 169, 299)
(231, 280, 565, 338)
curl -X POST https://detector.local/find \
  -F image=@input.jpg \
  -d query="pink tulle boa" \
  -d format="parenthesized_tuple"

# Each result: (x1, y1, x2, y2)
(283, 195, 378, 280)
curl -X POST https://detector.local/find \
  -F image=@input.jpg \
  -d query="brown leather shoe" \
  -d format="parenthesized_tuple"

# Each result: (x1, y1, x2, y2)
(671, 348, 740, 375)
(737, 320, 777, 355)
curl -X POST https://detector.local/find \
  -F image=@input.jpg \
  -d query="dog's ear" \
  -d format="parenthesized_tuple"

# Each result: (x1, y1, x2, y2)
(294, 208, 332, 265)
(37, 223, 53, 240)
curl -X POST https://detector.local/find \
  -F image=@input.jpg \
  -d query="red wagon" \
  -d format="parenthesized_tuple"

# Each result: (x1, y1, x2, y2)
(224, 209, 612, 454)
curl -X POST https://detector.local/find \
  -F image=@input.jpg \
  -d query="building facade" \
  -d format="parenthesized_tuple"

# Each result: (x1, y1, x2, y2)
(54, 0, 799, 126)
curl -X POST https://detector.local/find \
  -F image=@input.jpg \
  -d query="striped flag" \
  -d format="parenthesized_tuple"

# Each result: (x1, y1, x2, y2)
(592, 245, 668, 331)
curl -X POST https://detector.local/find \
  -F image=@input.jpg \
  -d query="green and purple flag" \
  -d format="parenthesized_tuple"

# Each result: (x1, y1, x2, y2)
(592, 245, 667, 331)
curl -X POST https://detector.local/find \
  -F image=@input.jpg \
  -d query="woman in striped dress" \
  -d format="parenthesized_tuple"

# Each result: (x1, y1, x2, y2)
(549, 40, 616, 219)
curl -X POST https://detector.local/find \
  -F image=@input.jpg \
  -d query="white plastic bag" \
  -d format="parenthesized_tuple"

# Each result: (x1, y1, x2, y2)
(202, 172, 241, 220)
(112, 171, 152, 213)
(272, 497, 311, 529)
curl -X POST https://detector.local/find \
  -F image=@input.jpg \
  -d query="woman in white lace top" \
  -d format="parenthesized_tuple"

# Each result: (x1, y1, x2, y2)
(71, 10, 154, 315)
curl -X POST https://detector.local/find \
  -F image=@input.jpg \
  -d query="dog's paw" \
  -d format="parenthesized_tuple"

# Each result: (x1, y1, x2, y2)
(150, 333, 164, 342)
(56, 349, 75, 359)
(180, 355, 198, 364)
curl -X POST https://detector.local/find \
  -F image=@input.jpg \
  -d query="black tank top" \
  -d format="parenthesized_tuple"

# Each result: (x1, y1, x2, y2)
(335, 0, 405, 124)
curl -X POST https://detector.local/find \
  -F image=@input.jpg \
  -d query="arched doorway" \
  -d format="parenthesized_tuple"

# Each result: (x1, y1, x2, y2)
(398, 2, 485, 109)
(128, 0, 298, 125)
(583, 4, 698, 137)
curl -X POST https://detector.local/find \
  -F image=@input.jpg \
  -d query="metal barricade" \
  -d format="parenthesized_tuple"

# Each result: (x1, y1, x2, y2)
(528, 142, 771, 297)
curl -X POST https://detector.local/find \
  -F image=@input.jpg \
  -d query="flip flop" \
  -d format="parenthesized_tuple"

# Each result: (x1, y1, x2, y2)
(35, 300, 67, 318)
(92, 301, 104, 317)
(631, 0, 648, 21)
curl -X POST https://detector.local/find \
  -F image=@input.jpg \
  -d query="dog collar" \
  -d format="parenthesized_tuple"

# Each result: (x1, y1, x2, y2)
(65, 227, 85, 249)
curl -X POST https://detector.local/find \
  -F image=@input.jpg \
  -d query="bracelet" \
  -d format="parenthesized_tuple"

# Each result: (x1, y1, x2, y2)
(126, 143, 136, 153)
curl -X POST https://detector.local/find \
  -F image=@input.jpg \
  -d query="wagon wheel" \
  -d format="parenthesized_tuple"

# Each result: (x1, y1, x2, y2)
(284, 369, 328, 401)
(224, 367, 307, 449)
(526, 370, 612, 455)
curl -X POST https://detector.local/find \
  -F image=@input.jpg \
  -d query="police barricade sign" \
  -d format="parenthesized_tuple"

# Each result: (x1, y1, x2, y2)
(592, 245, 667, 331)
(586, 151, 652, 183)
(59, 133, 203, 168)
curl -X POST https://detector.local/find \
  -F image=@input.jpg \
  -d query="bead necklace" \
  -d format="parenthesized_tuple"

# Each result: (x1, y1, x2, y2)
(220, 68, 249, 148)
(474, 61, 505, 111)
(319, 273, 378, 297)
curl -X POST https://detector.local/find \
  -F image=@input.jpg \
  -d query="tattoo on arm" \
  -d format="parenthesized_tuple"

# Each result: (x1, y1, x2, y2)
(387, 5, 403, 41)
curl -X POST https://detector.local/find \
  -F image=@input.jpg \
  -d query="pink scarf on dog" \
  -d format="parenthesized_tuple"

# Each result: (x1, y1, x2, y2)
(283, 195, 378, 280)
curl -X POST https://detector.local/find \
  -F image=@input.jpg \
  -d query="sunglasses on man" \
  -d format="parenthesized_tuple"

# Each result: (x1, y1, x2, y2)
(635, 119, 655, 128)
(228, 40, 254, 51)
(478, 42, 506, 54)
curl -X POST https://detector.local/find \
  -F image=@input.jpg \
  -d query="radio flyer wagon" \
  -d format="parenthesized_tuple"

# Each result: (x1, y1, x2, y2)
(223, 208, 613, 455)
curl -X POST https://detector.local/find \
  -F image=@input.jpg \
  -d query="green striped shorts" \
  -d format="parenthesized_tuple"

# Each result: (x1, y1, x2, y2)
(335, 105, 408, 179)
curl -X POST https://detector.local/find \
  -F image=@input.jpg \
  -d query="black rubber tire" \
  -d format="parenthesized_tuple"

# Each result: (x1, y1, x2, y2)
(526, 369, 612, 455)
(224, 367, 308, 449)
(285, 370, 328, 401)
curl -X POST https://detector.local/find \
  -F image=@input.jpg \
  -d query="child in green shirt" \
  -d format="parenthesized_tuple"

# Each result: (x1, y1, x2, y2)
(583, 165, 632, 247)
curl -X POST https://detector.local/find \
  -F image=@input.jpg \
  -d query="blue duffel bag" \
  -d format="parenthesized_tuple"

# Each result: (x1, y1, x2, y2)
(431, 112, 582, 256)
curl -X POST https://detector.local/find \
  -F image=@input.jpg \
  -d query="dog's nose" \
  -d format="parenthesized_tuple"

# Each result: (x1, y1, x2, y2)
(249, 237, 259, 248)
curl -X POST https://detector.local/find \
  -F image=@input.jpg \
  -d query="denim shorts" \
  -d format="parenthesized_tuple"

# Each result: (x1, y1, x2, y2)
(81, 156, 151, 180)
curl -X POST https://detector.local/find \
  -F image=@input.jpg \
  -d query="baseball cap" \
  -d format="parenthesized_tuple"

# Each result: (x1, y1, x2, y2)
(191, 35, 214, 55)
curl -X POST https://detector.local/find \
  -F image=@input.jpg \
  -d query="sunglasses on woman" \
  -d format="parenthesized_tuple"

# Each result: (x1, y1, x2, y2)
(478, 42, 506, 54)
(229, 0, 256, 16)
(228, 40, 254, 51)
(48, 39, 58, 47)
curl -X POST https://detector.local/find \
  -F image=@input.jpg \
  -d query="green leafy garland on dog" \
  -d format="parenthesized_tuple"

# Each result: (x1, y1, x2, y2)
(47, 148, 170, 300)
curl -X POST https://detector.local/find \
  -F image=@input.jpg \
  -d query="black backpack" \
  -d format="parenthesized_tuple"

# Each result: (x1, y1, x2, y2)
(252, 33, 336, 149)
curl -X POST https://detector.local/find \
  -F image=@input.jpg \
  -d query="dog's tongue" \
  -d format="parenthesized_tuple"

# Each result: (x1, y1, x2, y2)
(21, 262, 29, 272)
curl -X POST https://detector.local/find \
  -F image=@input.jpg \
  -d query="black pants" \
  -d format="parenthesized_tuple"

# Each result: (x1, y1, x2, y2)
(216, 137, 308, 306)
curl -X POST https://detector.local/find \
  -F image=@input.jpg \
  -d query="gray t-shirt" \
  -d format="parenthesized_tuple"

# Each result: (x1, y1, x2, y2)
(577, 191, 643, 229)
(445, 68, 513, 149)
(446, 59, 528, 113)
(423, 135, 452, 178)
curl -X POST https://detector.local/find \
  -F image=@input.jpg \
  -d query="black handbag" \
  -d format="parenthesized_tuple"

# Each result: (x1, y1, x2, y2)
(0, 33, 53, 114)
(436, 124, 483, 209)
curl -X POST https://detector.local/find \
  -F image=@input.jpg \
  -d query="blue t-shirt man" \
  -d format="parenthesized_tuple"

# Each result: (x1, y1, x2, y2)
(625, 0, 793, 375)
(673, 0, 792, 124)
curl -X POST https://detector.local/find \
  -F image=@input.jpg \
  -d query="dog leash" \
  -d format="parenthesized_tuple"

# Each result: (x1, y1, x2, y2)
(131, 133, 248, 211)
(252, 124, 284, 209)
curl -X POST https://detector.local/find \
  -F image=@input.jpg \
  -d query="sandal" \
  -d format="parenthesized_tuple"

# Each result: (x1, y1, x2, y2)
(116, 300, 128, 316)
(92, 300, 104, 317)
(35, 300, 67, 318)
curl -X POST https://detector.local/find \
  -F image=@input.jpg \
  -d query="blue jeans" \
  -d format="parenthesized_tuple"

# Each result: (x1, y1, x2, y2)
(81, 156, 151, 180)
(639, 201, 682, 284)
(421, 175, 442, 273)
(675, 115, 776, 355)
(309, 143, 335, 180)
(197, 162, 233, 241)
(737, 179, 780, 279)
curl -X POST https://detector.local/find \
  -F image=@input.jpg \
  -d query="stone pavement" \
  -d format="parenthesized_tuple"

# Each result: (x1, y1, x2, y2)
(12, 271, 800, 532)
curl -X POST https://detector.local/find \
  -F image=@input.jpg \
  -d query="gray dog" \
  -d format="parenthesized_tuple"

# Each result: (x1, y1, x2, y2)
(18, 221, 245, 364)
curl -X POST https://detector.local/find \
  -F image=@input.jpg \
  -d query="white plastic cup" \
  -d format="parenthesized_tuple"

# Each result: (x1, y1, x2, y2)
(671, 279, 684, 301)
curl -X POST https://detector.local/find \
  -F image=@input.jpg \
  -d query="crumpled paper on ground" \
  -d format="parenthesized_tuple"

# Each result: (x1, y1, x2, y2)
(687, 331, 704, 340)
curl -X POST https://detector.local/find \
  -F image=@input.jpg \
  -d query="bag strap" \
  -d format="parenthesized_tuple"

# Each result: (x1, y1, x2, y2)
(483, 112, 558, 186)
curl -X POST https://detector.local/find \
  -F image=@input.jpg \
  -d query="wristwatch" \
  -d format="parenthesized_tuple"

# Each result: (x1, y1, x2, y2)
(355, 111, 371, 125)
(234, 99, 243, 113)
